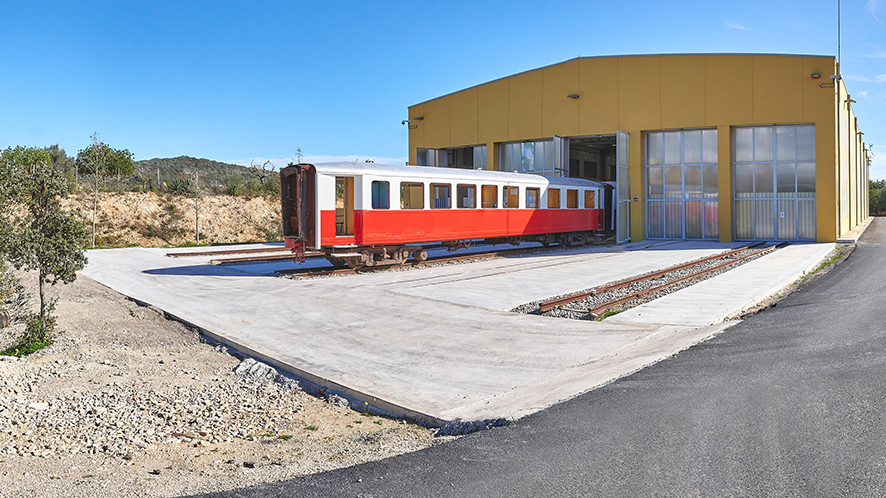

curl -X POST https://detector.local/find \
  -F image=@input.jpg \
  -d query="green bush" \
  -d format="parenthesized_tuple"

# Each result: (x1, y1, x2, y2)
(2, 305, 57, 357)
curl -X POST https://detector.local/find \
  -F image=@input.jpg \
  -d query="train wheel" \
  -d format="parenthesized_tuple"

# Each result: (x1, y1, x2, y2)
(326, 256, 348, 269)
(412, 249, 428, 262)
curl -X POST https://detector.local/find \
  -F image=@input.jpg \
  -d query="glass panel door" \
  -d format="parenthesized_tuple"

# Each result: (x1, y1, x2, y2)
(732, 125, 816, 240)
(644, 129, 718, 239)
(616, 131, 630, 243)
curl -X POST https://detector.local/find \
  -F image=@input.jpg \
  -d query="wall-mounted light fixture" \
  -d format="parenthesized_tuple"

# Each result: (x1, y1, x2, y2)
(566, 94, 580, 99)
(401, 116, 424, 129)
(810, 72, 821, 78)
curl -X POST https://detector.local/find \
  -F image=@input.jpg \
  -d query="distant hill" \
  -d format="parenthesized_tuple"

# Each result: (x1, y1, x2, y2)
(134, 156, 254, 188)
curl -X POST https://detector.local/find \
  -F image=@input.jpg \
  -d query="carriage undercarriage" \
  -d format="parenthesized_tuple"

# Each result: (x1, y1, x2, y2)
(321, 231, 603, 269)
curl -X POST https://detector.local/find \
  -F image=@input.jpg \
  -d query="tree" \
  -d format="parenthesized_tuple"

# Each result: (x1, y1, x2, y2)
(75, 133, 135, 248)
(44, 144, 75, 177)
(295, 146, 303, 165)
(0, 146, 87, 353)
(870, 179, 886, 216)
(248, 159, 276, 185)
(182, 164, 205, 244)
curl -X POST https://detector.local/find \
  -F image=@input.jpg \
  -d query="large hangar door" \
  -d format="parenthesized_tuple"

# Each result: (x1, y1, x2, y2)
(616, 131, 630, 243)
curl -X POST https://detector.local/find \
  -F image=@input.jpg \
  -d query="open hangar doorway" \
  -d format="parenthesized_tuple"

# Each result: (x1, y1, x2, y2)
(567, 135, 617, 182)
(559, 134, 629, 241)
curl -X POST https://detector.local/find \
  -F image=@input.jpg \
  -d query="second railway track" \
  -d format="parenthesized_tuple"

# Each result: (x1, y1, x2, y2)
(527, 242, 787, 320)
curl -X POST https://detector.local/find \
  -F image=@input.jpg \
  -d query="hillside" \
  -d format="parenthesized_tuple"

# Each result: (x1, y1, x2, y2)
(134, 156, 257, 189)
(63, 192, 281, 247)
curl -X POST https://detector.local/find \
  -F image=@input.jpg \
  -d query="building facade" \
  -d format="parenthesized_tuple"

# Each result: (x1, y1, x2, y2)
(406, 54, 870, 243)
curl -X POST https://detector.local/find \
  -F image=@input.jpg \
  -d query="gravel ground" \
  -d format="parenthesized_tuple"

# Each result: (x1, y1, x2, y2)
(513, 245, 775, 320)
(0, 274, 448, 498)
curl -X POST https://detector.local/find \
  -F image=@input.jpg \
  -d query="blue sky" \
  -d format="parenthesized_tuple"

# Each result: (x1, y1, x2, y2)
(1, 0, 885, 179)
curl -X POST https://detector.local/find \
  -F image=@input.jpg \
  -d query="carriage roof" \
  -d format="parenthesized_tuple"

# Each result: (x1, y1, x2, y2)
(291, 162, 605, 188)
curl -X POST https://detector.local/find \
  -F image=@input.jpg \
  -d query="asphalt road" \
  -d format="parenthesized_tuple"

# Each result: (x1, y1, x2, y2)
(201, 218, 886, 498)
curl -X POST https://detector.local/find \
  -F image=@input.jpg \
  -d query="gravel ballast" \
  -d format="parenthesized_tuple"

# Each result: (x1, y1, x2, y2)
(513, 245, 776, 320)
(0, 274, 448, 498)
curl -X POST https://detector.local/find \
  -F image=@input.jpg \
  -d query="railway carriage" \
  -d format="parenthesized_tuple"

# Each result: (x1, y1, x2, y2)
(281, 162, 605, 268)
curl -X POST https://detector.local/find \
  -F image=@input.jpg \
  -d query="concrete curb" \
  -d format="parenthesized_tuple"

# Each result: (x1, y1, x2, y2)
(108, 286, 452, 430)
(837, 217, 874, 243)
(719, 244, 837, 323)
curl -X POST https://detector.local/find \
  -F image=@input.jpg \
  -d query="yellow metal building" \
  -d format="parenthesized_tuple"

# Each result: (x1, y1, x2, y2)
(406, 54, 870, 243)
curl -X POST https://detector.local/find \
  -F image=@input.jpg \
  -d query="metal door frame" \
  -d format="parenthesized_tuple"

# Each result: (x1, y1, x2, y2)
(616, 130, 631, 243)
(731, 125, 817, 241)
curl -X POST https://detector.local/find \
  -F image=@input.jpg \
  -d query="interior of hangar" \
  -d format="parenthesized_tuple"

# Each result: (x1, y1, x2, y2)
(406, 54, 872, 244)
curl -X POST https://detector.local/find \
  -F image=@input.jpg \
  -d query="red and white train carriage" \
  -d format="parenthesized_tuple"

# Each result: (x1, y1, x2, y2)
(281, 162, 605, 268)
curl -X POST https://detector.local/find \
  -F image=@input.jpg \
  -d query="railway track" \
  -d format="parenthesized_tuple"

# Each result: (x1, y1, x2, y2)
(536, 242, 786, 318)
(165, 247, 323, 262)
(273, 245, 579, 278)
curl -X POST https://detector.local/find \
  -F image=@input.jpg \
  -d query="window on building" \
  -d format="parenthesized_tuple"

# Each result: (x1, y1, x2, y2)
(400, 182, 424, 209)
(431, 183, 451, 209)
(481, 185, 498, 208)
(547, 188, 561, 208)
(499, 140, 564, 176)
(457, 184, 476, 208)
(584, 190, 596, 209)
(566, 189, 578, 208)
(371, 181, 389, 209)
(526, 188, 540, 208)
(504, 186, 519, 208)
(419, 145, 487, 169)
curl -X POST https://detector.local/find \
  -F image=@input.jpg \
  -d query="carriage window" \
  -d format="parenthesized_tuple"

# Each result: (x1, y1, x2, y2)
(371, 181, 389, 209)
(526, 188, 540, 208)
(457, 184, 476, 208)
(567, 189, 579, 208)
(431, 183, 451, 209)
(504, 186, 519, 209)
(400, 182, 424, 209)
(584, 190, 596, 209)
(547, 188, 561, 208)
(481, 185, 498, 208)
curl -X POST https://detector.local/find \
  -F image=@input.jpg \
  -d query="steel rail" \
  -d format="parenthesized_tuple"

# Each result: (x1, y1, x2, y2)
(536, 243, 764, 313)
(166, 247, 311, 258)
(586, 242, 788, 319)
(274, 245, 576, 277)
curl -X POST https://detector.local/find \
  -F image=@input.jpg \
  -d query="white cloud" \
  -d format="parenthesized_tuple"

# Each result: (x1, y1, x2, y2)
(870, 0, 885, 25)
(844, 74, 873, 82)
(230, 154, 409, 170)
(858, 90, 870, 98)
(862, 48, 886, 58)
(726, 21, 750, 30)
(877, 74, 886, 82)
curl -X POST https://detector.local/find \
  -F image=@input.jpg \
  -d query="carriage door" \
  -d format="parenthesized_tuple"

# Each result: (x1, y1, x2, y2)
(335, 177, 354, 236)
(616, 130, 631, 243)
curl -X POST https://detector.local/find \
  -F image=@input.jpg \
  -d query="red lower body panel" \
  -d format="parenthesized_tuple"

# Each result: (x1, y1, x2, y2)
(320, 209, 603, 246)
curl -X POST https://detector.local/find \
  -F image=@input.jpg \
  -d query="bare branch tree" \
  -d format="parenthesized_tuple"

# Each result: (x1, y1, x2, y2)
(182, 164, 204, 244)
(248, 159, 276, 185)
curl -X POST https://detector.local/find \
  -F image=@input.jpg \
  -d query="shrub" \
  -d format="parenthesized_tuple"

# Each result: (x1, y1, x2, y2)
(2, 304, 56, 357)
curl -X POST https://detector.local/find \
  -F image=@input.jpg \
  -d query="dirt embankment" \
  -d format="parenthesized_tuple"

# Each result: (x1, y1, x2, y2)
(0, 274, 445, 498)
(62, 192, 281, 247)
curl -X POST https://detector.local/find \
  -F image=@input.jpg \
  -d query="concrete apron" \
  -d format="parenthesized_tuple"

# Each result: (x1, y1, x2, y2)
(82, 240, 834, 433)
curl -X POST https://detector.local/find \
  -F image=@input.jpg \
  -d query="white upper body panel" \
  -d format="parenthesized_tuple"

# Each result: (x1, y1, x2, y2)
(304, 162, 604, 212)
